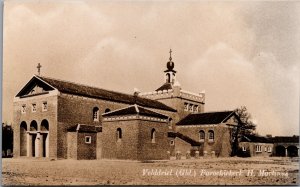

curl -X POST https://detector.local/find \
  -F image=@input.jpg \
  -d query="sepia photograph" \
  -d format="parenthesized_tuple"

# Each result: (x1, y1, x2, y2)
(1, 0, 299, 186)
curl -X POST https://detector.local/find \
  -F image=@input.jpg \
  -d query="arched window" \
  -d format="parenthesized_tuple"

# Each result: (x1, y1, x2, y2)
(116, 128, 122, 142)
(166, 73, 171, 83)
(151, 128, 156, 143)
(208, 130, 214, 142)
(30, 120, 38, 131)
(199, 130, 205, 142)
(105, 108, 111, 113)
(93, 107, 99, 121)
(41, 119, 49, 131)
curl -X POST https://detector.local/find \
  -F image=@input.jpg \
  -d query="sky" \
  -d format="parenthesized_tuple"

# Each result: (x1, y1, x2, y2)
(3, 0, 299, 136)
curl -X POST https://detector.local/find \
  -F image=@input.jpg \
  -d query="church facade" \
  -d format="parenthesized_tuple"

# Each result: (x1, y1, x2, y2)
(13, 51, 240, 160)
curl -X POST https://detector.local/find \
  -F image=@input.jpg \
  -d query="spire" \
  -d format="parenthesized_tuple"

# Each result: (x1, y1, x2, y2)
(164, 49, 176, 84)
(166, 49, 175, 71)
(36, 63, 42, 75)
(169, 49, 172, 61)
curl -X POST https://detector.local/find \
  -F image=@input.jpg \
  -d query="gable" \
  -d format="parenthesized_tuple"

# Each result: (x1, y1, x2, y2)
(222, 114, 239, 125)
(102, 104, 169, 119)
(16, 76, 55, 97)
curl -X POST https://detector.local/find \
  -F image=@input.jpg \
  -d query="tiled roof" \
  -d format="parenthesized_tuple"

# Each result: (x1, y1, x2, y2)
(241, 135, 299, 144)
(67, 124, 102, 133)
(240, 135, 273, 143)
(272, 136, 299, 143)
(34, 75, 176, 112)
(168, 132, 202, 146)
(177, 111, 234, 126)
(102, 104, 169, 119)
(156, 83, 172, 91)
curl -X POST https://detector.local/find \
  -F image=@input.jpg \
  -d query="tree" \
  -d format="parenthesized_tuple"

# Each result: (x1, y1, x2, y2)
(2, 123, 14, 157)
(231, 106, 256, 156)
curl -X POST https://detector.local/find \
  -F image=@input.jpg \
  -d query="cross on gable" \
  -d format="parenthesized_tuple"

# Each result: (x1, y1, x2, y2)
(37, 63, 42, 75)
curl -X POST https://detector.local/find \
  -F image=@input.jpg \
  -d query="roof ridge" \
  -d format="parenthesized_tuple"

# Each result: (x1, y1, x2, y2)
(102, 104, 169, 119)
(134, 104, 139, 113)
(102, 105, 135, 116)
(34, 75, 176, 112)
(194, 110, 234, 114)
(36, 75, 136, 98)
(76, 124, 81, 131)
(136, 104, 169, 117)
(221, 111, 235, 123)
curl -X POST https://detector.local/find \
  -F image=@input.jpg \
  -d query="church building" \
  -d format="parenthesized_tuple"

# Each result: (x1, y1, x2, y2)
(13, 50, 240, 160)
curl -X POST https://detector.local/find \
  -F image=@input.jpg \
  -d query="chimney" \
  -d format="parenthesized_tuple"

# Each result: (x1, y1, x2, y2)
(266, 134, 272, 138)
(133, 88, 140, 97)
(133, 88, 140, 104)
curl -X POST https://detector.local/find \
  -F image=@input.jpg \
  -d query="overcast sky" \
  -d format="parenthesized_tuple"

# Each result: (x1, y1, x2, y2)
(3, 0, 299, 136)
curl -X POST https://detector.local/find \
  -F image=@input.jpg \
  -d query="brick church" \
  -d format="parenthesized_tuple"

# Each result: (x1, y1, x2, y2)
(13, 50, 241, 160)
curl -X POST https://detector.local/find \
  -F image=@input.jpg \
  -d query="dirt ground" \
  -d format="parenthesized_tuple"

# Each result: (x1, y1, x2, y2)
(2, 156, 299, 185)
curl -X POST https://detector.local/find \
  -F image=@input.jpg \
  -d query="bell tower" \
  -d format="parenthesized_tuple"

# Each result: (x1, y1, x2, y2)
(164, 49, 176, 84)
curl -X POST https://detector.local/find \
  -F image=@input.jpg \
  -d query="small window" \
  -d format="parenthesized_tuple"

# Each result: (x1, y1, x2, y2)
(267, 146, 272, 153)
(256, 145, 262, 152)
(242, 146, 246, 151)
(189, 104, 193, 112)
(32, 103, 37, 112)
(151, 128, 156, 143)
(199, 130, 205, 142)
(116, 128, 122, 142)
(105, 108, 111, 113)
(30, 89, 36, 95)
(194, 105, 198, 113)
(264, 147, 267, 152)
(208, 130, 214, 142)
(42, 102, 47, 111)
(166, 73, 171, 83)
(184, 103, 188, 111)
(21, 105, 26, 114)
(85, 136, 91, 144)
(170, 140, 175, 145)
(93, 107, 99, 121)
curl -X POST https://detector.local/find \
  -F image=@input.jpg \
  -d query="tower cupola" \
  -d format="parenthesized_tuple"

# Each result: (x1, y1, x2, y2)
(164, 49, 177, 84)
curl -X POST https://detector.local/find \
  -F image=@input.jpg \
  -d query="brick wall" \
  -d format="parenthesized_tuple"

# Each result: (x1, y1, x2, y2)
(14, 91, 177, 159)
(239, 142, 273, 157)
(56, 94, 128, 158)
(137, 120, 170, 160)
(102, 120, 140, 160)
(96, 133, 102, 159)
(67, 132, 77, 159)
(176, 124, 234, 157)
(77, 132, 97, 160)
(102, 118, 170, 160)
(13, 94, 58, 158)
(174, 138, 193, 156)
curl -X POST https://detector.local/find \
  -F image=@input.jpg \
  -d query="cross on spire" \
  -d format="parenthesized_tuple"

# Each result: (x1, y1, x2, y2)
(37, 63, 42, 75)
(169, 49, 172, 61)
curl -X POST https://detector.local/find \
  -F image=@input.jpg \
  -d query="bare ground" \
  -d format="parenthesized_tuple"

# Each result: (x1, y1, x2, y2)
(2, 157, 299, 185)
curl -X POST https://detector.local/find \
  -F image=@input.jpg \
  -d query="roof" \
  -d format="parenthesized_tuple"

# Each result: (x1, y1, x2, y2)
(17, 75, 176, 112)
(67, 124, 102, 133)
(168, 132, 202, 146)
(156, 83, 173, 91)
(240, 135, 299, 144)
(102, 104, 169, 119)
(176, 111, 235, 126)
(240, 135, 273, 143)
(272, 136, 299, 143)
